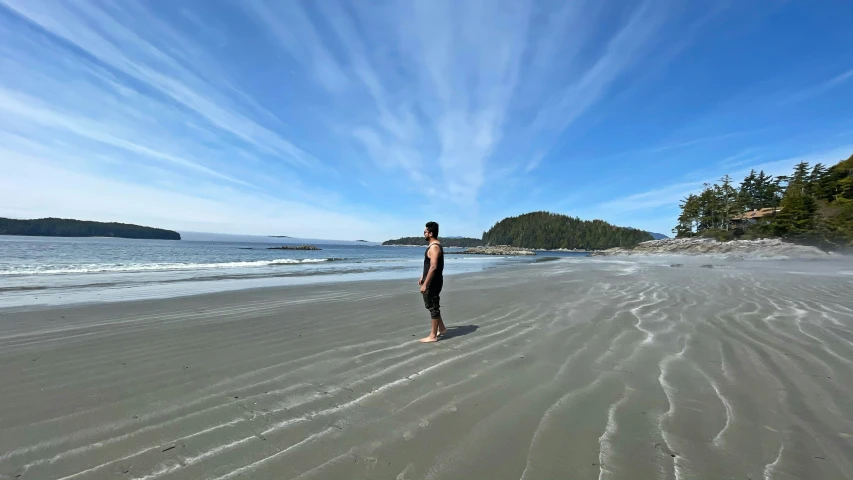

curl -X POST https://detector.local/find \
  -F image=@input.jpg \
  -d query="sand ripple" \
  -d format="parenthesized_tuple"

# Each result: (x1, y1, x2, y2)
(1, 259, 852, 479)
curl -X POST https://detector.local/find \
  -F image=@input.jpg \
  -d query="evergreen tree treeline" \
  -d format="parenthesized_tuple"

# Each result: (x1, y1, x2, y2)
(481, 212, 653, 250)
(0, 217, 181, 240)
(673, 153, 853, 248)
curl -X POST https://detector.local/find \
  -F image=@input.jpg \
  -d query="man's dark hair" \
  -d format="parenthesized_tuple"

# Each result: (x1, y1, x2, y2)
(425, 221, 439, 238)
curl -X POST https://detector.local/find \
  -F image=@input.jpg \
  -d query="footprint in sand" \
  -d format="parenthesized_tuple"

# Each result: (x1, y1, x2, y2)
(419, 419, 429, 428)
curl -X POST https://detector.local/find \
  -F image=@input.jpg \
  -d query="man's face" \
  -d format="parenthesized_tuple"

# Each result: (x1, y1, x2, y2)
(423, 228, 430, 240)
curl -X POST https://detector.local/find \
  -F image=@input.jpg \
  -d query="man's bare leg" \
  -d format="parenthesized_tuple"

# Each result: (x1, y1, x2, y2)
(419, 318, 441, 343)
(437, 318, 447, 336)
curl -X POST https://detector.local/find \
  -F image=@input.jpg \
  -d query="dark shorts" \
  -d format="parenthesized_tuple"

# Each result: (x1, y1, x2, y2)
(422, 291, 441, 319)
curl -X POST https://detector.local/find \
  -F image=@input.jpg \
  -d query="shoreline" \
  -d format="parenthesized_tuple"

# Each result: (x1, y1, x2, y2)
(0, 257, 542, 312)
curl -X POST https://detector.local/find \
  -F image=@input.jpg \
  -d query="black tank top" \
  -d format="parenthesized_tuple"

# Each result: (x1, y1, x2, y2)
(423, 242, 444, 294)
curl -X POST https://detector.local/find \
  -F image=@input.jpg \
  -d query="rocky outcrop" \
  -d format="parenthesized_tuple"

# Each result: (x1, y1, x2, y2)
(449, 245, 536, 256)
(591, 237, 830, 259)
(267, 245, 321, 250)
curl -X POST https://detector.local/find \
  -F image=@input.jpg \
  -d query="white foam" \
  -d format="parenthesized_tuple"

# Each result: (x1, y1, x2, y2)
(657, 355, 684, 480)
(598, 387, 633, 480)
(710, 379, 733, 448)
(209, 428, 336, 480)
(0, 258, 333, 275)
(630, 289, 658, 344)
(763, 442, 784, 480)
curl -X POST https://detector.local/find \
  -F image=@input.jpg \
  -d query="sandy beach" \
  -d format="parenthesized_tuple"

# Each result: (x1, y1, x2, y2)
(2, 258, 852, 480)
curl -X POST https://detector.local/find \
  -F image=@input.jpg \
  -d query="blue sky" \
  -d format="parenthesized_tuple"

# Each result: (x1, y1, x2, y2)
(1, 0, 851, 242)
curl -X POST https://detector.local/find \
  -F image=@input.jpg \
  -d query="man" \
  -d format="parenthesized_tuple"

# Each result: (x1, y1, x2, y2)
(418, 221, 447, 343)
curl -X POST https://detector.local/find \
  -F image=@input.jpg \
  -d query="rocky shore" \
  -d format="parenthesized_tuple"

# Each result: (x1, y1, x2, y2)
(591, 237, 831, 259)
(535, 248, 589, 253)
(267, 244, 321, 251)
(447, 245, 536, 256)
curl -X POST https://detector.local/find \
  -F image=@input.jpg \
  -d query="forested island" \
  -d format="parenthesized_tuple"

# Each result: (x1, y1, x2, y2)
(673, 153, 853, 249)
(0, 217, 181, 240)
(383, 212, 652, 250)
(383, 236, 484, 247)
(482, 212, 653, 250)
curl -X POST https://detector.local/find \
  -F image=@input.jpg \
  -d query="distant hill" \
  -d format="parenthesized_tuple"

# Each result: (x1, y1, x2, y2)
(385, 212, 653, 250)
(648, 232, 669, 240)
(482, 211, 653, 250)
(180, 231, 377, 245)
(0, 217, 181, 240)
(383, 236, 484, 247)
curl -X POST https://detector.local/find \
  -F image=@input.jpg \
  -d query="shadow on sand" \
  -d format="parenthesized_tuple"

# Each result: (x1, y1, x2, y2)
(440, 324, 479, 340)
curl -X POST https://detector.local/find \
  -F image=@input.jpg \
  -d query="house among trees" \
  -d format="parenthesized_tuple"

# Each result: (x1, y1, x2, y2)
(731, 207, 783, 226)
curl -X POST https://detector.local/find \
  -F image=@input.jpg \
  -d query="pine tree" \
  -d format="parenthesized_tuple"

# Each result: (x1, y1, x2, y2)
(774, 187, 817, 235)
(719, 175, 738, 230)
(736, 170, 757, 211)
(674, 194, 700, 237)
(809, 163, 829, 198)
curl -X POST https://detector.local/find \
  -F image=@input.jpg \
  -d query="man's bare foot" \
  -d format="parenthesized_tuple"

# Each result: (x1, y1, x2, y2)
(419, 335, 439, 343)
(438, 328, 447, 337)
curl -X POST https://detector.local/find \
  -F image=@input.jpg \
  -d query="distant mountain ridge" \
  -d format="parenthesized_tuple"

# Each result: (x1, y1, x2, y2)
(648, 232, 669, 240)
(179, 231, 379, 245)
(382, 236, 484, 247)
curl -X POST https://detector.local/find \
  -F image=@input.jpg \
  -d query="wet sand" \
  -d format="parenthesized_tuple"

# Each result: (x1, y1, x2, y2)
(1, 259, 852, 479)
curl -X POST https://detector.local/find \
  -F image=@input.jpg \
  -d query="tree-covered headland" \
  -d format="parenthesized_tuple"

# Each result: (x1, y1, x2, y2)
(673, 153, 853, 249)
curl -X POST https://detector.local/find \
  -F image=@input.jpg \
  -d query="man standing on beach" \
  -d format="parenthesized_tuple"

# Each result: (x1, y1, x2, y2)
(419, 221, 446, 343)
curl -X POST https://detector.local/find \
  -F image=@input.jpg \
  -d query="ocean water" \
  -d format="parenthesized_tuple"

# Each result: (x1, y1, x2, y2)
(0, 236, 586, 308)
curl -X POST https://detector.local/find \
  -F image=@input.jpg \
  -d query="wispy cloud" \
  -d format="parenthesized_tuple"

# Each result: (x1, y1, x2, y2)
(524, 151, 546, 174)
(0, 1, 850, 239)
(530, 1, 670, 136)
(651, 130, 765, 154)
(586, 181, 704, 216)
(0, 149, 408, 239)
(0, 87, 251, 187)
(779, 68, 853, 106)
(0, 0, 318, 169)
(240, 0, 691, 212)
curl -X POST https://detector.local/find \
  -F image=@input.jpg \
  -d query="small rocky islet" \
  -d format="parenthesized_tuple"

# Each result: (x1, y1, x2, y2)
(267, 245, 322, 251)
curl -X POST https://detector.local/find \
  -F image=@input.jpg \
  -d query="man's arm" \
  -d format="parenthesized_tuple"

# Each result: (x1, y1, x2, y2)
(422, 244, 439, 289)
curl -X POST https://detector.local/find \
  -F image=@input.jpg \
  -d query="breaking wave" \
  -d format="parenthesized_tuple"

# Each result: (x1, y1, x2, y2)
(0, 258, 342, 275)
